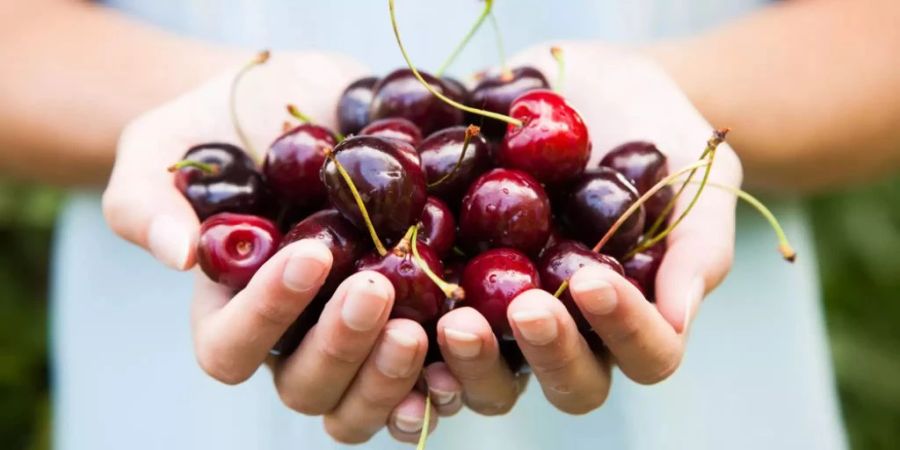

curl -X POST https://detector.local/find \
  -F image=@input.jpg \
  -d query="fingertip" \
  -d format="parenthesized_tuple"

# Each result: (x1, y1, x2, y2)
(147, 214, 198, 270)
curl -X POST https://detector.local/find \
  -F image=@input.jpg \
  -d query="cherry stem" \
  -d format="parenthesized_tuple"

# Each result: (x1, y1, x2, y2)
(167, 160, 219, 175)
(388, 0, 523, 127)
(229, 50, 270, 162)
(435, 0, 494, 77)
(411, 225, 465, 302)
(416, 392, 431, 450)
(488, 12, 509, 75)
(427, 125, 480, 188)
(550, 46, 565, 92)
(324, 147, 388, 256)
(632, 129, 729, 254)
(286, 104, 347, 141)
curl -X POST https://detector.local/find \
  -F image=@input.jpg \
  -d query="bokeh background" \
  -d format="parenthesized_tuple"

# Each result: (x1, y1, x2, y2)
(1, 175, 898, 450)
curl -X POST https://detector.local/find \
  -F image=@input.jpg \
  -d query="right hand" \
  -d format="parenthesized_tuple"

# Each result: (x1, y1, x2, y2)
(102, 51, 463, 444)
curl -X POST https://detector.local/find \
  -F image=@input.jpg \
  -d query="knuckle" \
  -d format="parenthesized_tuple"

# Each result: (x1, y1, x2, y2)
(633, 350, 683, 385)
(195, 345, 251, 385)
(529, 348, 579, 376)
(555, 388, 609, 415)
(323, 416, 372, 445)
(276, 384, 329, 415)
(249, 296, 300, 329)
(604, 318, 643, 347)
(319, 334, 369, 366)
(464, 392, 517, 416)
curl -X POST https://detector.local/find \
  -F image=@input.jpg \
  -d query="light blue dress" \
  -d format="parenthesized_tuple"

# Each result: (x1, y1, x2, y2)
(52, 1, 847, 449)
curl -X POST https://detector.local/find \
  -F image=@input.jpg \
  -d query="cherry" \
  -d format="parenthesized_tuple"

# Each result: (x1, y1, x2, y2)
(357, 235, 444, 324)
(458, 168, 551, 256)
(497, 89, 590, 185)
(599, 141, 673, 228)
(197, 213, 282, 290)
(623, 241, 665, 301)
(461, 248, 540, 340)
(418, 196, 456, 258)
(562, 166, 645, 257)
(538, 240, 623, 330)
(321, 135, 427, 245)
(170, 143, 270, 220)
(263, 124, 338, 210)
(418, 125, 492, 204)
(336, 76, 378, 136)
(442, 77, 470, 104)
(368, 68, 464, 135)
(468, 67, 549, 140)
(360, 117, 423, 148)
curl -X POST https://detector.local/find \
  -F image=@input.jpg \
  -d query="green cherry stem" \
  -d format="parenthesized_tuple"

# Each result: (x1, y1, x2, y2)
(324, 147, 388, 256)
(416, 392, 432, 450)
(411, 225, 465, 302)
(435, 0, 494, 77)
(427, 125, 481, 188)
(167, 160, 219, 175)
(550, 46, 565, 92)
(229, 50, 270, 162)
(388, 0, 523, 127)
(286, 104, 347, 141)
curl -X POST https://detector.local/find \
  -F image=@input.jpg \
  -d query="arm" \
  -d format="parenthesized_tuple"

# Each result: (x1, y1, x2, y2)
(648, 0, 900, 191)
(0, 0, 239, 185)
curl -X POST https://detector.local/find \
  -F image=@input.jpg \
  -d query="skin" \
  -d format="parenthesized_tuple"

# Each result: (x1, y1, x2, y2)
(2, 0, 900, 444)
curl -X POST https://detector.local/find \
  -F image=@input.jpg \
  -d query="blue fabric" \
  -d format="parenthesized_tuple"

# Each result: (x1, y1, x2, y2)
(52, 1, 847, 449)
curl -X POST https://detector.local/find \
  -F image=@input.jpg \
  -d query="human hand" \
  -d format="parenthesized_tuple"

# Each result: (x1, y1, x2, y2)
(102, 51, 463, 444)
(435, 42, 742, 414)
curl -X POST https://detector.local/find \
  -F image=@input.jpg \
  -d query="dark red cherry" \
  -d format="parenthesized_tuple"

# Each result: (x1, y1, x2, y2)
(321, 136, 427, 245)
(357, 238, 444, 324)
(263, 124, 338, 210)
(461, 248, 541, 340)
(171, 143, 270, 220)
(600, 141, 673, 228)
(562, 166, 646, 257)
(419, 197, 456, 258)
(418, 125, 492, 204)
(468, 67, 549, 140)
(360, 117, 423, 148)
(498, 90, 590, 184)
(272, 294, 327, 356)
(458, 168, 551, 256)
(337, 76, 378, 136)
(369, 68, 464, 135)
(499, 338, 527, 374)
(442, 77, 470, 104)
(623, 241, 666, 301)
(538, 240, 623, 330)
(197, 213, 281, 290)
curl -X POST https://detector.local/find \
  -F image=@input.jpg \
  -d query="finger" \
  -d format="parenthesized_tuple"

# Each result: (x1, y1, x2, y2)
(424, 362, 463, 416)
(387, 390, 440, 444)
(569, 265, 683, 385)
(191, 239, 332, 384)
(507, 289, 611, 414)
(273, 271, 394, 415)
(436, 307, 520, 415)
(323, 319, 427, 444)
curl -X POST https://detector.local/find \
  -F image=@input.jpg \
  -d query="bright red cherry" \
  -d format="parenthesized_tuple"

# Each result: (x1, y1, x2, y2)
(498, 89, 590, 185)
(418, 125, 492, 204)
(368, 68, 464, 135)
(418, 197, 456, 258)
(360, 117, 423, 148)
(336, 76, 378, 136)
(458, 168, 551, 256)
(468, 67, 549, 140)
(600, 141, 673, 228)
(623, 241, 666, 301)
(197, 213, 282, 290)
(263, 124, 338, 210)
(461, 248, 541, 340)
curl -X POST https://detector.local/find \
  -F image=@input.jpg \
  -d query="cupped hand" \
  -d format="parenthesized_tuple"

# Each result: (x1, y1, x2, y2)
(102, 51, 462, 444)
(436, 42, 742, 414)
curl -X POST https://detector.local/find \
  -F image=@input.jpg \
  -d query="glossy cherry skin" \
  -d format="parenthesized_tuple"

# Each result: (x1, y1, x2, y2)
(360, 117, 423, 148)
(538, 240, 623, 331)
(173, 143, 270, 220)
(462, 248, 541, 340)
(197, 213, 282, 290)
(336, 76, 378, 136)
(498, 89, 590, 185)
(263, 124, 338, 210)
(468, 67, 549, 140)
(368, 68, 464, 136)
(419, 196, 456, 258)
(562, 166, 646, 258)
(623, 241, 666, 301)
(442, 77, 470, 104)
(600, 141, 673, 228)
(458, 168, 551, 256)
(321, 136, 427, 245)
(418, 126, 492, 204)
(357, 240, 444, 324)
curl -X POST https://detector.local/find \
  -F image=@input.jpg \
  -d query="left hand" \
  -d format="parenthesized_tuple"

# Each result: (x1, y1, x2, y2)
(435, 42, 743, 414)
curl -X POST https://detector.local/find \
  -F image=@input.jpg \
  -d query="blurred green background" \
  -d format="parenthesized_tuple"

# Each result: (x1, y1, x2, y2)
(0, 177, 898, 450)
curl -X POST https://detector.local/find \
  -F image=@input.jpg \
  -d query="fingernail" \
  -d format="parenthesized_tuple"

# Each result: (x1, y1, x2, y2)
(443, 328, 482, 359)
(394, 414, 423, 434)
(341, 276, 390, 331)
(511, 308, 558, 345)
(148, 215, 192, 270)
(570, 278, 617, 315)
(375, 328, 419, 378)
(682, 277, 704, 333)
(430, 388, 457, 406)
(282, 240, 332, 293)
